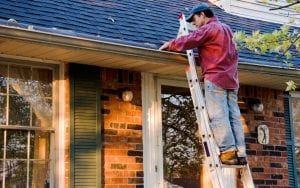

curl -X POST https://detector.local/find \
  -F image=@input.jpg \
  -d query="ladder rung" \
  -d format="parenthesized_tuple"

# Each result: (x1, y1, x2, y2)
(221, 164, 247, 169)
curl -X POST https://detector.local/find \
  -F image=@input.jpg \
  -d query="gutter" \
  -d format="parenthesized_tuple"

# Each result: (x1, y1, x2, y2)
(0, 23, 187, 65)
(0, 22, 299, 78)
(238, 57, 300, 78)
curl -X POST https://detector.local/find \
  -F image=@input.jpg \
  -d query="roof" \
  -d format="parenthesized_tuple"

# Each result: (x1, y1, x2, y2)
(0, 0, 299, 68)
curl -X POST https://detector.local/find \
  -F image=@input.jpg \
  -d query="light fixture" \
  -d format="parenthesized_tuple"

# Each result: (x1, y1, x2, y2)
(121, 89, 133, 102)
(248, 98, 264, 112)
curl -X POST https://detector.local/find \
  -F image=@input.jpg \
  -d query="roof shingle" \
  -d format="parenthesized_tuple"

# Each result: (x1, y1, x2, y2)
(0, 0, 299, 68)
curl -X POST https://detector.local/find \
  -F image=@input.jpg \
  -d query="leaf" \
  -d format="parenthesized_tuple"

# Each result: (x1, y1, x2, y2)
(288, 17, 295, 24)
(233, 31, 246, 43)
(285, 80, 297, 91)
(284, 51, 292, 59)
(284, 60, 293, 67)
(295, 4, 300, 13)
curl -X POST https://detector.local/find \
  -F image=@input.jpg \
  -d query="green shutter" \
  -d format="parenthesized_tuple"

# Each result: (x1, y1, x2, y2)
(284, 94, 298, 188)
(70, 64, 101, 188)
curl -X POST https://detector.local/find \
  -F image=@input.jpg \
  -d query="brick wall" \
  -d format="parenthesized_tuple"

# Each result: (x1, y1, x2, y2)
(101, 68, 143, 188)
(238, 85, 289, 187)
(65, 65, 292, 188)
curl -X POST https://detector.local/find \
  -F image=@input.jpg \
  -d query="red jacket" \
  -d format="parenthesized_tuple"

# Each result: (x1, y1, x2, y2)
(169, 16, 239, 89)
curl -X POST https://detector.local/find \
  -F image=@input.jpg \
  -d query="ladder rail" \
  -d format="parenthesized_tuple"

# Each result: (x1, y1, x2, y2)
(186, 70, 225, 188)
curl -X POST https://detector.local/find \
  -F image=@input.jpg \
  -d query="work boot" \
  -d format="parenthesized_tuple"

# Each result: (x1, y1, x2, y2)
(219, 150, 238, 165)
(238, 157, 248, 165)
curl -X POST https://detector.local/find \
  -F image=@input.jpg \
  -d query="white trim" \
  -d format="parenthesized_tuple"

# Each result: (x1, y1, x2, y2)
(56, 63, 65, 188)
(142, 72, 158, 188)
(210, 0, 300, 26)
(290, 91, 300, 99)
(142, 75, 189, 188)
(155, 79, 163, 188)
(156, 78, 188, 188)
(143, 76, 189, 188)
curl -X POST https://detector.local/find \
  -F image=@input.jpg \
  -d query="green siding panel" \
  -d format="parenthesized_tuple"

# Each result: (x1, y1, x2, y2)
(284, 94, 299, 188)
(70, 64, 101, 188)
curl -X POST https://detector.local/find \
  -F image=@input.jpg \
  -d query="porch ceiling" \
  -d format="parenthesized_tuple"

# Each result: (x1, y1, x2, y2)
(0, 26, 299, 91)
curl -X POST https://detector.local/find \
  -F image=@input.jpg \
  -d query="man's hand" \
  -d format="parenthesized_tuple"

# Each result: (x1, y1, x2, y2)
(159, 42, 170, 51)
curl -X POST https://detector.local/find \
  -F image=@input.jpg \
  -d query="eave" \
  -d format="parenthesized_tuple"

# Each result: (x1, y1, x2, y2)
(0, 25, 299, 90)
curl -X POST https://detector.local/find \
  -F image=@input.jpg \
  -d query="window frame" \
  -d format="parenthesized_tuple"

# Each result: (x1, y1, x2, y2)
(142, 73, 188, 188)
(0, 60, 58, 188)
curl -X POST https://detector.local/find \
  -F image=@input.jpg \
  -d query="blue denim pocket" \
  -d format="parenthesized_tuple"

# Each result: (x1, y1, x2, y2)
(204, 80, 224, 93)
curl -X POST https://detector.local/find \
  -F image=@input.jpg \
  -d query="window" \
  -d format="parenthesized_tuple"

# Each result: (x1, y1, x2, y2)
(0, 63, 55, 188)
(161, 85, 204, 188)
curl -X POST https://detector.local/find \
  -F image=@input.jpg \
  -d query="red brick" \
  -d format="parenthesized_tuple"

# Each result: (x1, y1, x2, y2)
(104, 149, 128, 156)
(127, 164, 143, 171)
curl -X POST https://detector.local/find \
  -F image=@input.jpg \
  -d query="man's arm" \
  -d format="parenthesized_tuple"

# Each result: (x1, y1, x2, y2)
(159, 26, 211, 51)
(159, 42, 170, 51)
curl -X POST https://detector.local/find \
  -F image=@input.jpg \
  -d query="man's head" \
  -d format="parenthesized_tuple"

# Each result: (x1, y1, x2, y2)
(186, 3, 214, 27)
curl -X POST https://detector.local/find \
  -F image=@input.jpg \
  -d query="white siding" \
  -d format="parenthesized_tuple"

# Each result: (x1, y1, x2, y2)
(210, 0, 300, 26)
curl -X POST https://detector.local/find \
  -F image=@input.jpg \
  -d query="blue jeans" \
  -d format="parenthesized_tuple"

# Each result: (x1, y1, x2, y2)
(204, 80, 246, 157)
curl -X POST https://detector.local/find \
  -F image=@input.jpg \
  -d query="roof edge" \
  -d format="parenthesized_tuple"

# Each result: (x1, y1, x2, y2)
(0, 24, 187, 65)
(0, 25, 299, 79)
(238, 63, 300, 78)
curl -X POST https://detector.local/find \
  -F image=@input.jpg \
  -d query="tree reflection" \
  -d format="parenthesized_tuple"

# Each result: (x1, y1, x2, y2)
(162, 89, 204, 188)
(0, 64, 52, 187)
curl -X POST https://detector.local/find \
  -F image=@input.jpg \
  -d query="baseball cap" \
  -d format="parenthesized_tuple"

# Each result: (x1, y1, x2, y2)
(186, 3, 211, 22)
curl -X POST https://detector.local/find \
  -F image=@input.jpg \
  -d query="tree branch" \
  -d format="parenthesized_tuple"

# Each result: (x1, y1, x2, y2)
(278, 34, 300, 59)
(269, 0, 300, 11)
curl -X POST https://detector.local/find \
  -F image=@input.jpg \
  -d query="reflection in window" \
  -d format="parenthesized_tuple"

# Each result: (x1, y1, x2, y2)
(6, 131, 27, 159)
(0, 96, 6, 125)
(162, 86, 204, 188)
(0, 64, 7, 94)
(5, 160, 27, 188)
(0, 65, 7, 126)
(9, 96, 30, 126)
(0, 63, 53, 188)
(30, 131, 50, 160)
(8, 66, 52, 128)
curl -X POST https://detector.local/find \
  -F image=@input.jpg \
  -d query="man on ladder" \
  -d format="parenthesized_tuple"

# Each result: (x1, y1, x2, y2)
(159, 2, 247, 166)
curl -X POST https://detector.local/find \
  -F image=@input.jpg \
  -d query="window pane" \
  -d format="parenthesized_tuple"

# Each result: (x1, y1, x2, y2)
(0, 64, 7, 94)
(161, 86, 203, 188)
(0, 96, 6, 125)
(7, 131, 27, 159)
(9, 66, 31, 95)
(32, 68, 52, 98)
(0, 160, 3, 187)
(32, 99, 52, 128)
(5, 160, 27, 188)
(0, 130, 4, 158)
(29, 160, 50, 188)
(0, 64, 54, 187)
(9, 96, 30, 126)
(30, 131, 50, 159)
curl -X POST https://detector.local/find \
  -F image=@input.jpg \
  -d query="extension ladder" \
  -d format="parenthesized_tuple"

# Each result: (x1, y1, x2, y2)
(177, 13, 255, 188)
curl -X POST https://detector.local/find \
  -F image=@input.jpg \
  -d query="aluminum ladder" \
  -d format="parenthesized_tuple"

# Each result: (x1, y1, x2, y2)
(177, 13, 255, 188)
